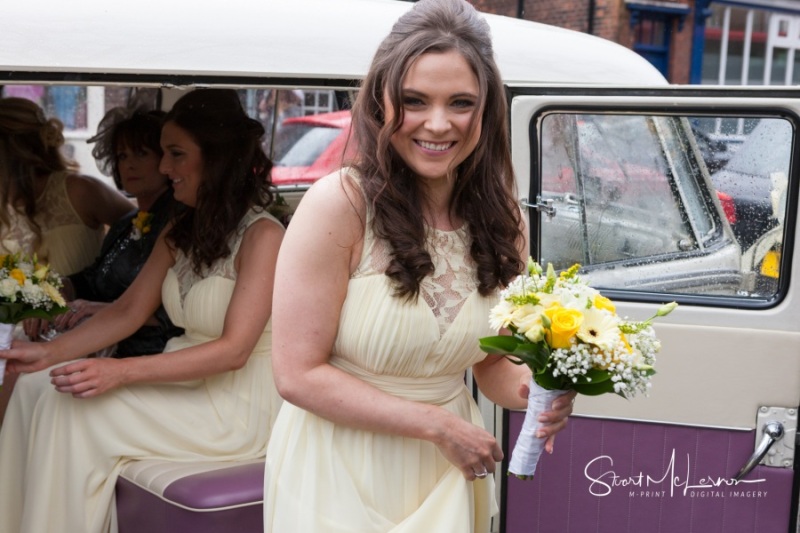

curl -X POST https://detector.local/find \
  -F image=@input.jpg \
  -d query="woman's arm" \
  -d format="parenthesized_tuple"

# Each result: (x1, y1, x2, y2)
(66, 174, 135, 228)
(472, 209, 575, 450)
(2, 230, 176, 372)
(48, 217, 284, 397)
(272, 172, 502, 480)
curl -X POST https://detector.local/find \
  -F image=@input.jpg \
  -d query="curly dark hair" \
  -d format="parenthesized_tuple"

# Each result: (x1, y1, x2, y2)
(350, 0, 524, 299)
(163, 89, 274, 273)
(89, 108, 166, 190)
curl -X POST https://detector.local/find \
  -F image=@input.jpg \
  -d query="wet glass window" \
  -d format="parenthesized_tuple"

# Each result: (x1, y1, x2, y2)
(535, 112, 793, 301)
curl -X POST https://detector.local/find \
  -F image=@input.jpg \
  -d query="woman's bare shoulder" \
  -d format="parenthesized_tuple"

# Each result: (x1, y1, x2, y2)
(295, 168, 366, 231)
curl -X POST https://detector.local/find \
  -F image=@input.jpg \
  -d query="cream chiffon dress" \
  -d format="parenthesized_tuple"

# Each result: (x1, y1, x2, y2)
(0, 171, 105, 276)
(0, 208, 283, 533)
(264, 206, 501, 532)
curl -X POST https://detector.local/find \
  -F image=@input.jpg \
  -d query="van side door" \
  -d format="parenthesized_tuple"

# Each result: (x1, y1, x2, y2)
(503, 87, 800, 533)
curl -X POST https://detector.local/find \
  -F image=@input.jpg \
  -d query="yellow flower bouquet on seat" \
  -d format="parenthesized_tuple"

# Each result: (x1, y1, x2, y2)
(479, 259, 677, 479)
(0, 253, 69, 385)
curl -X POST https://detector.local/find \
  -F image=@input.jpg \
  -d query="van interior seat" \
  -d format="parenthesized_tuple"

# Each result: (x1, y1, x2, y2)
(116, 458, 265, 533)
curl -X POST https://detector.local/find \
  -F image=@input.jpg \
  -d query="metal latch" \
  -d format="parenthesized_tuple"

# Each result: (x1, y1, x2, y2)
(521, 196, 556, 217)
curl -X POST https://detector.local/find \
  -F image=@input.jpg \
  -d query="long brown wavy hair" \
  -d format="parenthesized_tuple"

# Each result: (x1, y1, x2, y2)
(0, 96, 78, 248)
(163, 89, 274, 273)
(350, 0, 524, 299)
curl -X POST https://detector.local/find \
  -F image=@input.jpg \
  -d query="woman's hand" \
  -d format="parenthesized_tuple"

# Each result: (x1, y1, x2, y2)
(2, 339, 55, 374)
(433, 411, 504, 481)
(54, 299, 106, 331)
(528, 386, 577, 454)
(49, 358, 126, 398)
(21, 317, 53, 341)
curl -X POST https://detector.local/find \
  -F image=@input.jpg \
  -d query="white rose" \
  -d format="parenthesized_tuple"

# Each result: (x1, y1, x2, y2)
(512, 304, 545, 343)
(0, 278, 19, 299)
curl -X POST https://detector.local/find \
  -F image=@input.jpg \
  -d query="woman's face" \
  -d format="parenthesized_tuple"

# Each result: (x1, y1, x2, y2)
(116, 142, 168, 202)
(159, 121, 204, 208)
(384, 49, 482, 185)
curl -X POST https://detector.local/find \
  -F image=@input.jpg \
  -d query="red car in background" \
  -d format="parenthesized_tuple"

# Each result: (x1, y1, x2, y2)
(270, 110, 354, 186)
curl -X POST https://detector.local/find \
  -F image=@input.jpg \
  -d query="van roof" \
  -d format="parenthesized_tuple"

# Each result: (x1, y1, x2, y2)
(2, 0, 666, 86)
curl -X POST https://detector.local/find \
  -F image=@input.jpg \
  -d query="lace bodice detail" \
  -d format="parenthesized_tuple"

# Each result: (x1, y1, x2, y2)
(356, 221, 477, 337)
(1, 171, 84, 255)
(171, 208, 277, 303)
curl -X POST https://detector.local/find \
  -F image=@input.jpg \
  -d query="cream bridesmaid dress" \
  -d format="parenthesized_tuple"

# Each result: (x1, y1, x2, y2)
(0, 208, 283, 533)
(0, 171, 105, 276)
(264, 202, 501, 532)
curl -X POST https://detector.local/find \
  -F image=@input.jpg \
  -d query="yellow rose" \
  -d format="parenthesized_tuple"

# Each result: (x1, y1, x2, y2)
(9, 268, 26, 286)
(544, 305, 583, 349)
(594, 294, 616, 313)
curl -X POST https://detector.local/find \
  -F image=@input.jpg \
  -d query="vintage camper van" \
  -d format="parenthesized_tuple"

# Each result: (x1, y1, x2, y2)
(2, 0, 798, 531)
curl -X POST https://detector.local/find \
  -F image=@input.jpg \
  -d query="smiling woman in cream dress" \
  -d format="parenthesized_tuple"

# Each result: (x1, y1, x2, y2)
(264, 1, 575, 531)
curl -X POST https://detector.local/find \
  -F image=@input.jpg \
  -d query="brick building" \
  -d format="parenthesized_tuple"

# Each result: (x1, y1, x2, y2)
(472, 0, 800, 86)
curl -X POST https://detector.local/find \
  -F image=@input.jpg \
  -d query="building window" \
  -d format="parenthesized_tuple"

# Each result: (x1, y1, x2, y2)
(626, 1, 690, 79)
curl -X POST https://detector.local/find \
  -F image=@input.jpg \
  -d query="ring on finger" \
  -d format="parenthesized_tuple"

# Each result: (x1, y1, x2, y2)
(473, 467, 489, 479)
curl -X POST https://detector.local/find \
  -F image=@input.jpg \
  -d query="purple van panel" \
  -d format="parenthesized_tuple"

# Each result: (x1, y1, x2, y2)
(116, 462, 264, 533)
(502, 414, 793, 533)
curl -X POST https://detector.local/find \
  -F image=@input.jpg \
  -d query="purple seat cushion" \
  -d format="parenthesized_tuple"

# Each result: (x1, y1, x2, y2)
(116, 460, 264, 533)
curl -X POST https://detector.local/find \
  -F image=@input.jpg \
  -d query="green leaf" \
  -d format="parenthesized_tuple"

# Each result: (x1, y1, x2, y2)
(572, 379, 616, 396)
(512, 342, 549, 371)
(479, 335, 522, 355)
(480, 336, 551, 372)
(534, 370, 568, 391)
(583, 368, 612, 383)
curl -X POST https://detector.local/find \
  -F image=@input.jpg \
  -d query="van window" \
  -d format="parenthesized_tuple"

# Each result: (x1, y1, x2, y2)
(535, 111, 793, 301)
(0, 84, 355, 190)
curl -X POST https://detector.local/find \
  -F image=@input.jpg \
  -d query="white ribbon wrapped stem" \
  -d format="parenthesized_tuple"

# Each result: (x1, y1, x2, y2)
(508, 377, 565, 478)
(0, 322, 13, 386)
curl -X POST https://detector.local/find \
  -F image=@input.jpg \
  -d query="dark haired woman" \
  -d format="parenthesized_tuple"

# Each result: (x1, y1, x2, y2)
(0, 88, 284, 533)
(56, 108, 184, 357)
(264, 0, 575, 531)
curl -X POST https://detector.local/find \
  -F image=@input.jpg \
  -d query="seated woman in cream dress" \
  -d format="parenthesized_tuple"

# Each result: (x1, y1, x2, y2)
(0, 89, 284, 533)
(264, 1, 575, 531)
(0, 96, 134, 423)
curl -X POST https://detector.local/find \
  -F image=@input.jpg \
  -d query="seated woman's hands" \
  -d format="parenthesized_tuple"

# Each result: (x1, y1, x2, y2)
(49, 358, 125, 398)
(2, 339, 54, 374)
(21, 318, 55, 341)
(21, 300, 108, 342)
(53, 299, 108, 331)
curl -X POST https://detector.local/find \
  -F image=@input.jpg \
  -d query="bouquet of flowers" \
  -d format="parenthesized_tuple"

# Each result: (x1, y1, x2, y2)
(0, 253, 69, 385)
(479, 259, 677, 479)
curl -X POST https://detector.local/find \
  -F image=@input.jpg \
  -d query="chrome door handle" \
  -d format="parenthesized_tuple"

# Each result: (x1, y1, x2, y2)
(734, 421, 784, 481)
